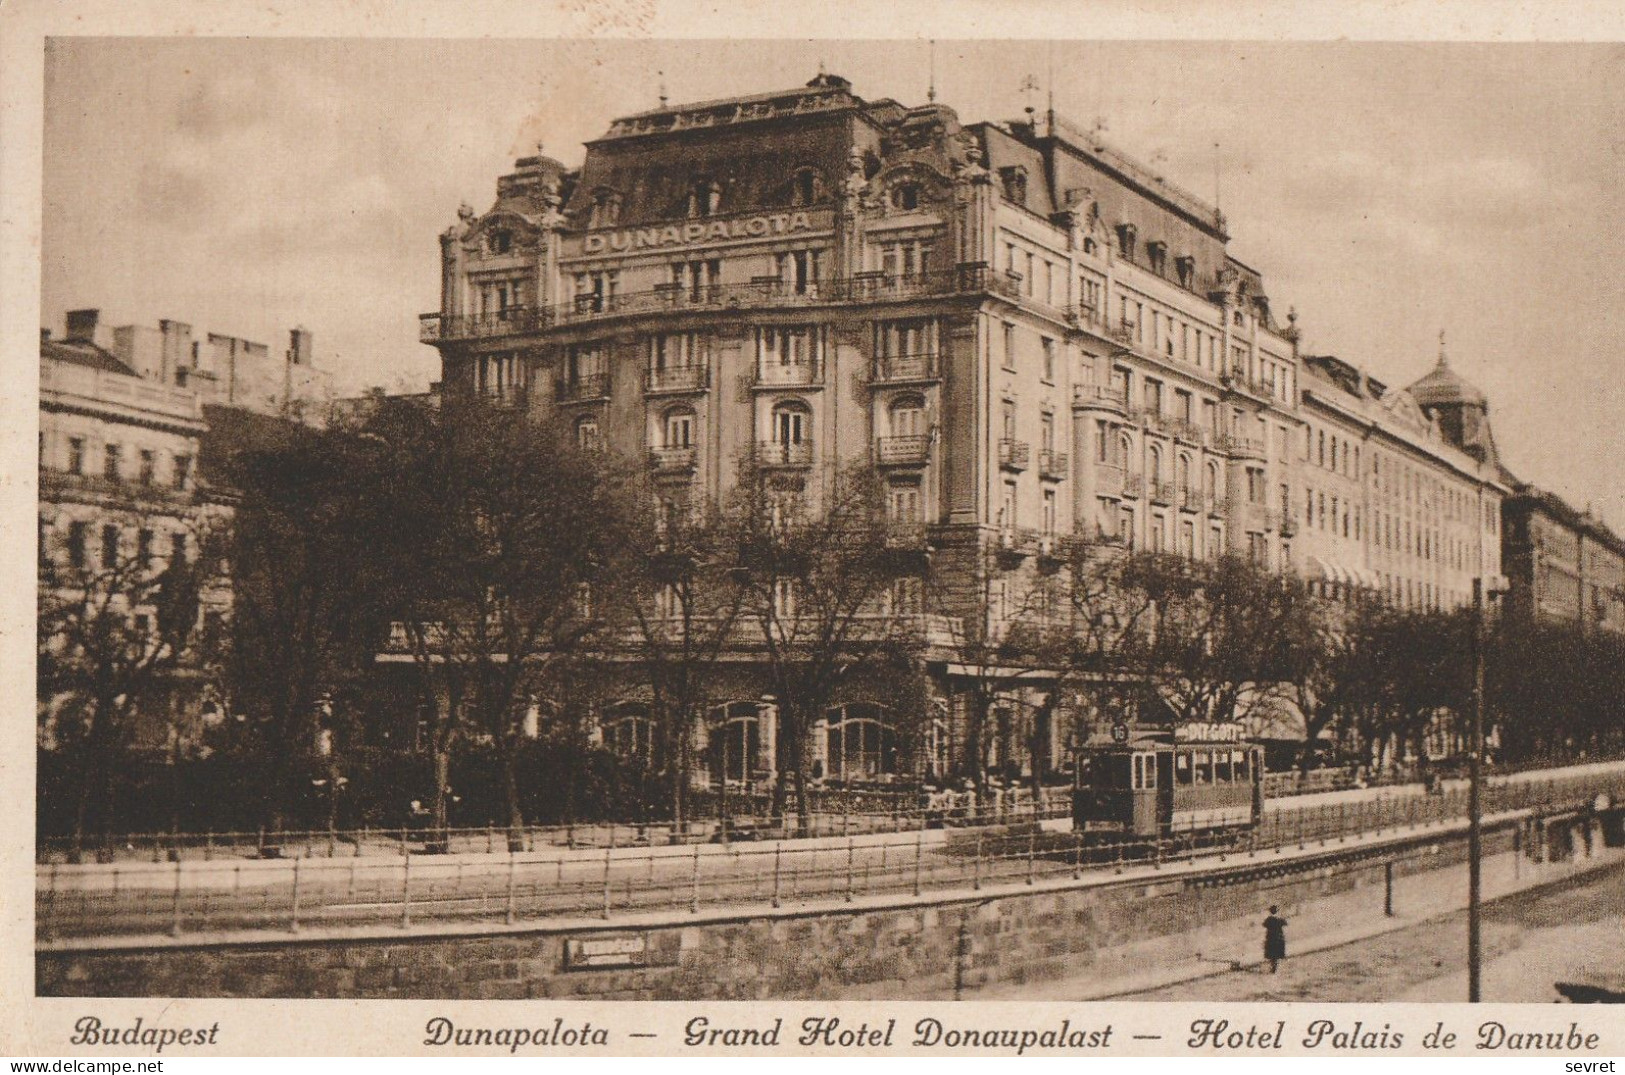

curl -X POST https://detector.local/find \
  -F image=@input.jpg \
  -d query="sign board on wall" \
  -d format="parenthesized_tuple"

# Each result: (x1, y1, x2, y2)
(563, 933, 679, 971)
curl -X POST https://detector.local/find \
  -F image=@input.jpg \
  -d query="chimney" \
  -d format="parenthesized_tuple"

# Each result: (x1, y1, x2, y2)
(65, 309, 100, 343)
(159, 319, 194, 386)
(288, 326, 313, 367)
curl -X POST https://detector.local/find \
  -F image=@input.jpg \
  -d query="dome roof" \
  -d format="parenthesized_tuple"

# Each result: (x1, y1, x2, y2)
(1408, 334, 1487, 408)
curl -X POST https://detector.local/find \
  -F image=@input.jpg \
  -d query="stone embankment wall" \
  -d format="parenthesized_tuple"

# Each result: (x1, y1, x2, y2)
(38, 810, 1613, 1000)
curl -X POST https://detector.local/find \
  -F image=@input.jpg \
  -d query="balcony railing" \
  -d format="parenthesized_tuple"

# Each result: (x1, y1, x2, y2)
(997, 526, 1041, 557)
(1123, 473, 1146, 498)
(883, 522, 930, 550)
(1072, 383, 1128, 412)
(648, 446, 698, 474)
(998, 438, 1030, 472)
(755, 440, 814, 468)
(1038, 449, 1068, 480)
(420, 262, 1021, 342)
(1149, 481, 1177, 506)
(1094, 463, 1125, 498)
(1065, 304, 1104, 330)
(876, 435, 931, 467)
(39, 470, 195, 506)
(1215, 433, 1267, 459)
(1179, 486, 1206, 513)
(556, 374, 611, 402)
(1171, 419, 1206, 446)
(753, 361, 823, 388)
(870, 353, 941, 384)
(644, 365, 709, 393)
(1280, 517, 1300, 538)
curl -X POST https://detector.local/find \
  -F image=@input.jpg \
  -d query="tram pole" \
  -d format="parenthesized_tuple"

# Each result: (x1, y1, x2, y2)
(1467, 574, 1505, 1003)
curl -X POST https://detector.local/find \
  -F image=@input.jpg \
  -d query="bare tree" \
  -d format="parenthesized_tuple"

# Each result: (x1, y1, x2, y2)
(367, 396, 628, 848)
(38, 507, 223, 859)
(725, 461, 922, 831)
(616, 488, 748, 829)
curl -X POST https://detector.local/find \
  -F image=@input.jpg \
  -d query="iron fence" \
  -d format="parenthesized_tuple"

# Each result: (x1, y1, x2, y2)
(36, 769, 1622, 942)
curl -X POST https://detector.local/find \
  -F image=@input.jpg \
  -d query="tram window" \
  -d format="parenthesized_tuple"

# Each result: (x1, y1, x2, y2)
(1175, 752, 1192, 785)
(1143, 754, 1156, 788)
(1194, 751, 1213, 784)
(1233, 751, 1250, 781)
(1215, 751, 1233, 783)
(1106, 754, 1132, 789)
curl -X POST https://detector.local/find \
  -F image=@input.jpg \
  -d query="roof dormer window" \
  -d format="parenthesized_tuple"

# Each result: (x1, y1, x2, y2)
(1115, 223, 1138, 261)
(489, 229, 513, 255)
(687, 179, 722, 218)
(890, 181, 921, 211)
(1146, 240, 1168, 275)
(791, 167, 823, 207)
(589, 190, 622, 228)
(998, 166, 1027, 207)
(1175, 255, 1195, 289)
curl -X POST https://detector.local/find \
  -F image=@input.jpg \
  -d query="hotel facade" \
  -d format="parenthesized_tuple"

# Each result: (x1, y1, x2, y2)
(415, 73, 1510, 787)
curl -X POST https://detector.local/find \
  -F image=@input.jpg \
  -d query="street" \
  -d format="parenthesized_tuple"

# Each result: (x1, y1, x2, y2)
(1119, 857, 1625, 1003)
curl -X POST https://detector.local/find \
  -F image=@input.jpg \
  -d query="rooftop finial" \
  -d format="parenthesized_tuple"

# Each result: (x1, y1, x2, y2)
(1020, 73, 1040, 120)
(927, 39, 937, 103)
(657, 70, 668, 108)
(1438, 328, 1449, 367)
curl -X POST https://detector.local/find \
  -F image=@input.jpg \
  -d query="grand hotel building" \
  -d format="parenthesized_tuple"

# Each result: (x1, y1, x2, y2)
(416, 73, 1509, 785)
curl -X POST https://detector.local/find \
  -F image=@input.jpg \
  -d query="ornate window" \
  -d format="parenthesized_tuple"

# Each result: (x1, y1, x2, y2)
(662, 405, 695, 448)
(823, 703, 898, 780)
(890, 181, 921, 211)
(999, 166, 1028, 206)
(602, 703, 657, 763)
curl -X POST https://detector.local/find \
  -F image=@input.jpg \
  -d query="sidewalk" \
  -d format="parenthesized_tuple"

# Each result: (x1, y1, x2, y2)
(967, 838, 1624, 1000)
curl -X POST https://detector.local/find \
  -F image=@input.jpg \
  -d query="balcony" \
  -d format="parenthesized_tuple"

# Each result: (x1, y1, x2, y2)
(998, 438, 1030, 472)
(1179, 486, 1206, 513)
(1228, 497, 1270, 532)
(870, 352, 941, 385)
(421, 308, 549, 342)
(996, 526, 1041, 562)
(1149, 481, 1177, 506)
(1123, 473, 1146, 499)
(1094, 463, 1125, 498)
(644, 365, 710, 394)
(39, 470, 196, 508)
(1038, 449, 1068, 481)
(1072, 383, 1128, 414)
(648, 446, 698, 475)
(753, 361, 823, 388)
(1216, 433, 1267, 460)
(876, 435, 931, 467)
(556, 374, 611, 402)
(1280, 517, 1300, 538)
(755, 440, 814, 468)
(1171, 419, 1206, 447)
(1065, 304, 1104, 330)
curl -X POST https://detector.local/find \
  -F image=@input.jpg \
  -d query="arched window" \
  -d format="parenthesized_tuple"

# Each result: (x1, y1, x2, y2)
(602, 703, 658, 764)
(1176, 453, 1192, 492)
(891, 181, 921, 211)
(1205, 460, 1219, 499)
(687, 179, 722, 218)
(589, 190, 622, 228)
(708, 701, 766, 785)
(824, 702, 898, 781)
(888, 394, 926, 437)
(1148, 445, 1163, 487)
(771, 400, 810, 446)
(662, 405, 695, 448)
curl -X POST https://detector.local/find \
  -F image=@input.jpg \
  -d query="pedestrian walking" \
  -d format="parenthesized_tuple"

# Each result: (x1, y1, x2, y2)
(1262, 905, 1288, 973)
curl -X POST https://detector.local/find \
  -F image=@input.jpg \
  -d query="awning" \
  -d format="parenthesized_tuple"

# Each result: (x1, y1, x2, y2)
(1309, 556, 1378, 590)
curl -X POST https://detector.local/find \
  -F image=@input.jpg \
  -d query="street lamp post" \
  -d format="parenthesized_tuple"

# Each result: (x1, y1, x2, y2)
(1468, 573, 1508, 1003)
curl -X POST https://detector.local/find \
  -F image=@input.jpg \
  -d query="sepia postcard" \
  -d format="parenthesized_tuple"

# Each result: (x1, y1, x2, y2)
(4, 0, 1625, 1060)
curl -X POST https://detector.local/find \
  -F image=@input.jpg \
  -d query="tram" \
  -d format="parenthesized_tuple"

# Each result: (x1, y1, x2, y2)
(1072, 722, 1264, 841)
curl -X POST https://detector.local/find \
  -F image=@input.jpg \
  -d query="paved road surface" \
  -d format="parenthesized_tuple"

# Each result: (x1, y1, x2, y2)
(1119, 858, 1625, 1003)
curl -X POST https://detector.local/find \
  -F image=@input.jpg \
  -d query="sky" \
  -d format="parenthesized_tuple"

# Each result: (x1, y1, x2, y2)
(40, 37, 1625, 528)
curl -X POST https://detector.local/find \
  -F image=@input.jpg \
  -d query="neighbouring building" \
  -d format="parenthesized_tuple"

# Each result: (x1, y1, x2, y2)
(1297, 344, 1507, 612)
(107, 312, 332, 422)
(410, 73, 1515, 791)
(1500, 479, 1625, 634)
(37, 315, 234, 753)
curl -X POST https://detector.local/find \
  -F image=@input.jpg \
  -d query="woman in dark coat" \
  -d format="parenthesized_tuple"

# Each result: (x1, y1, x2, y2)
(1262, 905, 1288, 973)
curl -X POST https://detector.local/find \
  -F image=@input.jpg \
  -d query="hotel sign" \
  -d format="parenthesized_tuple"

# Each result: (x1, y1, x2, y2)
(581, 211, 827, 254)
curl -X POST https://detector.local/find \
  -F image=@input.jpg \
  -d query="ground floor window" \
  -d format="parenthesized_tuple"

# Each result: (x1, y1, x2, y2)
(823, 702, 898, 780)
